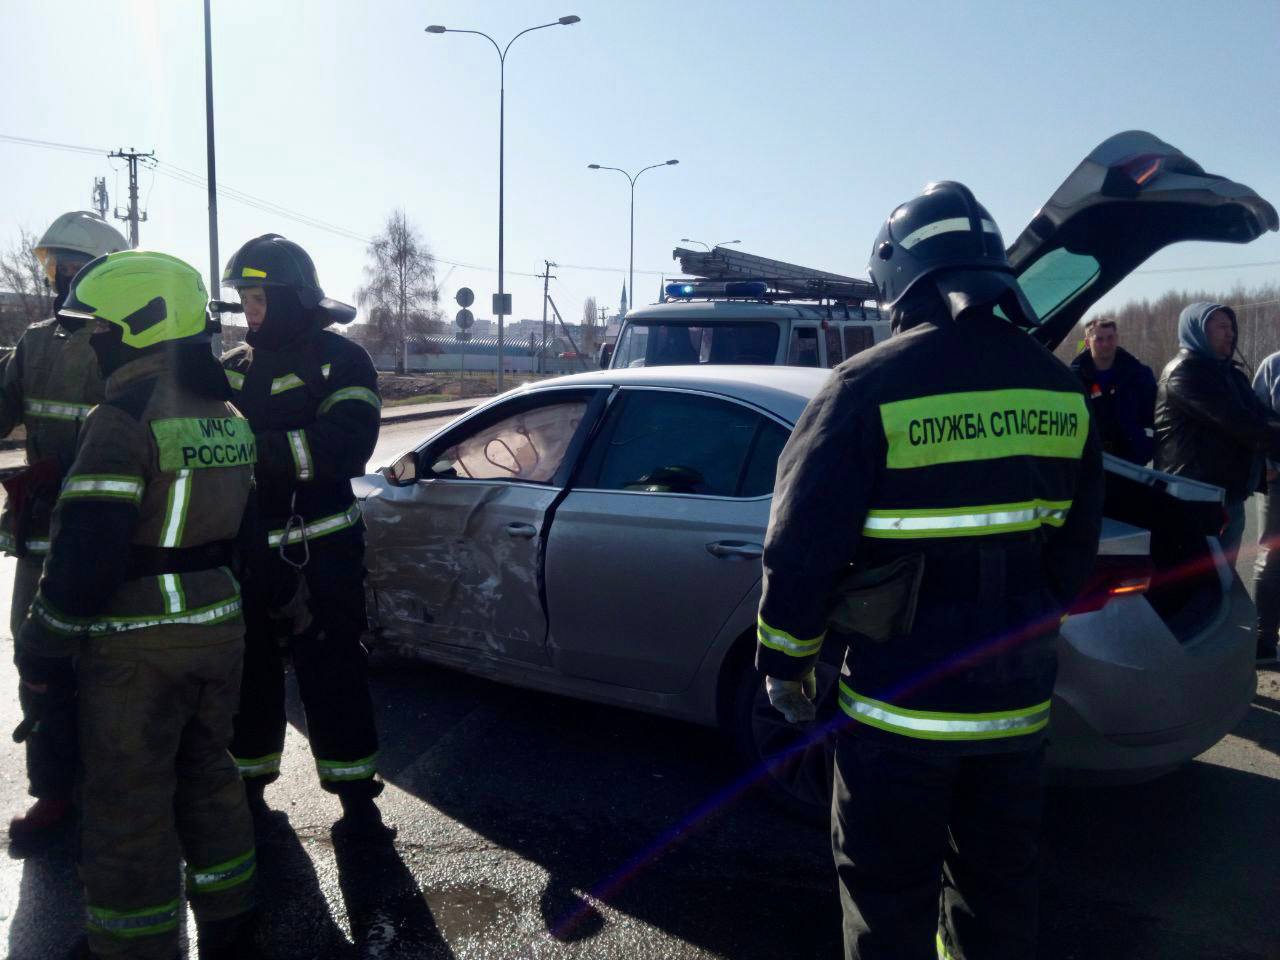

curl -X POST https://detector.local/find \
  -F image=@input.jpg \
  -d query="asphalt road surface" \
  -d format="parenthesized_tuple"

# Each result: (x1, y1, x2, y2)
(0, 414, 1277, 958)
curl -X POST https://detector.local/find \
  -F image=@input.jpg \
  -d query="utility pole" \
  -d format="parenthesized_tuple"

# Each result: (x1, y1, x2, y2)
(204, 0, 222, 355)
(109, 148, 155, 248)
(92, 178, 109, 220)
(538, 260, 557, 375)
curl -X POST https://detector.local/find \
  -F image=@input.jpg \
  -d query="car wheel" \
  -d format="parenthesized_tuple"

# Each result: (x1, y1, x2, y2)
(729, 655, 841, 824)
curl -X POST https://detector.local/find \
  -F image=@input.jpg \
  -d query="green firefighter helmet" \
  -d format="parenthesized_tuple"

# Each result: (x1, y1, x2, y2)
(59, 250, 210, 349)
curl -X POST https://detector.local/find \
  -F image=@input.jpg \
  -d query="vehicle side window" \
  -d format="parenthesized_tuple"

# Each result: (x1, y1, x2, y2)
(429, 400, 587, 483)
(825, 327, 844, 368)
(578, 391, 765, 497)
(788, 327, 820, 367)
(844, 326, 874, 358)
(739, 420, 790, 497)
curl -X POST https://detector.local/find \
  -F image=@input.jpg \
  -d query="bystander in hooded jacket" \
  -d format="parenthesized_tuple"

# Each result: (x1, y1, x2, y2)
(1154, 301, 1280, 502)
(1070, 345, 1156, 464)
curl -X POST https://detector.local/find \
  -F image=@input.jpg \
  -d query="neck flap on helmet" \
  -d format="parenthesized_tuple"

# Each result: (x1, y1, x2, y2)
(247, 286, 312, 351)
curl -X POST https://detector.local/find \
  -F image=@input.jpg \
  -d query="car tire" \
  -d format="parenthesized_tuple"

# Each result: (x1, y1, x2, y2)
(729, 654, 841, 826)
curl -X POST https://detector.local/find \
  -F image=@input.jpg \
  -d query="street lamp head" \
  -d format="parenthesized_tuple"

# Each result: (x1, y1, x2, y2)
(425, 24, 446, 33)
(558, 15, 581, 25)
(587, 163, 601, 169)
(666, 159, 679, 165)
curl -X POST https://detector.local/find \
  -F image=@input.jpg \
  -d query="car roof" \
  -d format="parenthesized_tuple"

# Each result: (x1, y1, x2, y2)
(626, 299, 879, 322)
(515, 364, 830, 424)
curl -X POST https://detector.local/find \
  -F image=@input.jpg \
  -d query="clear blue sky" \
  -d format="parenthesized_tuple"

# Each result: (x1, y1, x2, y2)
(3, 0, 1278, 327)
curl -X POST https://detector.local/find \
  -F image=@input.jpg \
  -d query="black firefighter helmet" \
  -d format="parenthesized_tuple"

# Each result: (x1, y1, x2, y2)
(221, 233, 356, 325)
(868, 181, 1036, 327)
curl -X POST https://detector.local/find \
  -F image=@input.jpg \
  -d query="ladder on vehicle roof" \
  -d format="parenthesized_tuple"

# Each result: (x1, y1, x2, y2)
(672, 246, 878, 303)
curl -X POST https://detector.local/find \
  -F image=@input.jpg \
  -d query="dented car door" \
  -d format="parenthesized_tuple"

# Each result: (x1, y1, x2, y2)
(363, 388, 606, 664)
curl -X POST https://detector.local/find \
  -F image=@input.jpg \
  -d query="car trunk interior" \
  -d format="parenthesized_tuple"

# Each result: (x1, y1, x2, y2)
(1101, 460, 1226, 642)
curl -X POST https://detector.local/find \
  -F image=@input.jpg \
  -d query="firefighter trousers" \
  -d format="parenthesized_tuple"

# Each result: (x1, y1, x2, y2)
(12, 555, 78, 800)
(230, 530, 379, 794)
(832, 733, 1045, 960)
(79, 635, 256, 960)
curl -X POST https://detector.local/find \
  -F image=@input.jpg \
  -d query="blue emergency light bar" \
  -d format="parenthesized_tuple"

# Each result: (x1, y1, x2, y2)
(665, 280, 769, 299)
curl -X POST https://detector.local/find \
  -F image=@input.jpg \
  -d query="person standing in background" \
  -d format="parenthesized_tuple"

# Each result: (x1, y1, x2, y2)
(1070, 316, 1156, 464)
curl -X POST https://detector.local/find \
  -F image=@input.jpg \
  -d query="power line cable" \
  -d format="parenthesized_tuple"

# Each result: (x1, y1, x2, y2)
(0, 133, 107, 157)
(11, 132, 1272, 281)
(1133, 259, 1280, 276)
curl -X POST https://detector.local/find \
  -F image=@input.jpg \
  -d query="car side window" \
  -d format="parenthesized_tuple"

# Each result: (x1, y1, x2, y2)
(738, 419, 790, 497)
(579, 391, 774, 497)
(428, 399, 587, 483)
(788, 327, 820, 367)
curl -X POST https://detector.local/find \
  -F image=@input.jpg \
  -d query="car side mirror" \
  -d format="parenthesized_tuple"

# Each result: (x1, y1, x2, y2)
(383, 451, 418, 486)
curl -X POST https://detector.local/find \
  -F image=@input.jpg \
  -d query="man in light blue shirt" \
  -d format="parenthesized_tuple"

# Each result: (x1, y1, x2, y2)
(1252, 348, 1280, 665)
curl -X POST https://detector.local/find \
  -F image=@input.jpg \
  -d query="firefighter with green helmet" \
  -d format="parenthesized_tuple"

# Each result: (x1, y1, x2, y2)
(0, 211, 127, 838)
(15, 250, 261, 959)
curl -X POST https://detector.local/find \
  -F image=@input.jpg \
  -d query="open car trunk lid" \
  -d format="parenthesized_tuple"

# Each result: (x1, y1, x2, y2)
(1004, 130, 1277, 351)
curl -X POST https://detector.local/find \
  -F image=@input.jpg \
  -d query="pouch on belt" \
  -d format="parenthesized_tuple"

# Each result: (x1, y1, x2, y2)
(826, 553, 926, 643)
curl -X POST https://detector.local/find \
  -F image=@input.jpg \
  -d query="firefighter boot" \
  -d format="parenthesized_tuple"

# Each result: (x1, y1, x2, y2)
(197, 910, 266, 960)
(335, 780, 393, 838)
(9, 795, 72, 838)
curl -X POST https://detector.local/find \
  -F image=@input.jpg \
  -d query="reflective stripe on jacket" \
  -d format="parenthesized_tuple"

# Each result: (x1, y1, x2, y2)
(757, 306, 1103, 753)
(222, 331, 379, 546)
(0, 318, 104, 555)
(20, 352, 254, 654)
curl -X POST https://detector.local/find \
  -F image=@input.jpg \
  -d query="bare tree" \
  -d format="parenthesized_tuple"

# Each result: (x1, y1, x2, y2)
(581, 296, 598, 328)
(0, 228, 53, 344)
(1056, 281, 1280, 375)
(356, 210, 441, 374)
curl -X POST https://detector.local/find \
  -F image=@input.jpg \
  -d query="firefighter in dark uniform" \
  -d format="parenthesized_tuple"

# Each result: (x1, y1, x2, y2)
(15, 251, 259, 959)
(757, 182, 1104, 960)
(219, 234, 385, 828)
(0, 211, 127, 838)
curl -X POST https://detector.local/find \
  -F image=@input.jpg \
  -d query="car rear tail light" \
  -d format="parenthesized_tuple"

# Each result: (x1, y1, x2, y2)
(1068, 556, 1156, 615)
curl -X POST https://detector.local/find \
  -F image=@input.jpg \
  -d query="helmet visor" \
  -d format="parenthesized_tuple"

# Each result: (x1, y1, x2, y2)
(36, 248, 93, 285)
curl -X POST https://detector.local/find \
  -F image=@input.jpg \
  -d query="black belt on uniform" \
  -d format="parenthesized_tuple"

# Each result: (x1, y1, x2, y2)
(128, 541, 236, 578)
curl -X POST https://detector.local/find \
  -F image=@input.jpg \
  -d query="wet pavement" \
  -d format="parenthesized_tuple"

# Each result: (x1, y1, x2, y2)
(0, 420, 1276, 957)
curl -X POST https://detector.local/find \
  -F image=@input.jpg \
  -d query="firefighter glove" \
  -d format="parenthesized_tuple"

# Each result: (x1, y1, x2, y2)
(765, 670, 817, 724)
(12, 652, 73, 743)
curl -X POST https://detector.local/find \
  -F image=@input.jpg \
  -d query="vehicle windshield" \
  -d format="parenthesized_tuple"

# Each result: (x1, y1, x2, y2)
(613, 321, 781, 368)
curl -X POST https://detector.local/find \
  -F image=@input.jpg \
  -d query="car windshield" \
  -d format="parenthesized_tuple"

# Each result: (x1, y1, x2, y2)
(613, 321, 781, 368)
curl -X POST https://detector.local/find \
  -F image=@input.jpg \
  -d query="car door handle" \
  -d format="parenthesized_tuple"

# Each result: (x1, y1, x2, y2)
(707, 541, 764, 559)
(506, 523, 538, 539)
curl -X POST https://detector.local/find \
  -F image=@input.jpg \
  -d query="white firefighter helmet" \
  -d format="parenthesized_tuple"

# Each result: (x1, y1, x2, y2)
(34, 211, 129, 282)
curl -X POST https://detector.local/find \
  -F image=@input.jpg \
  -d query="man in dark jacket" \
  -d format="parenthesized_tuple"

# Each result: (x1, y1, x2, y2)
(1154, 301, 1280, 563)
(1071, 317, 1156, 464)
(219, 234, 386, 831)
(758, 182, 1103, 960)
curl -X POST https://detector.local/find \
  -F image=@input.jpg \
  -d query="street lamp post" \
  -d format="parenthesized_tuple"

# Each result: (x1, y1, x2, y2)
(426, 15, 580, 391)
(589, 159, 678, 315)
(680, 238, 741, 252)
